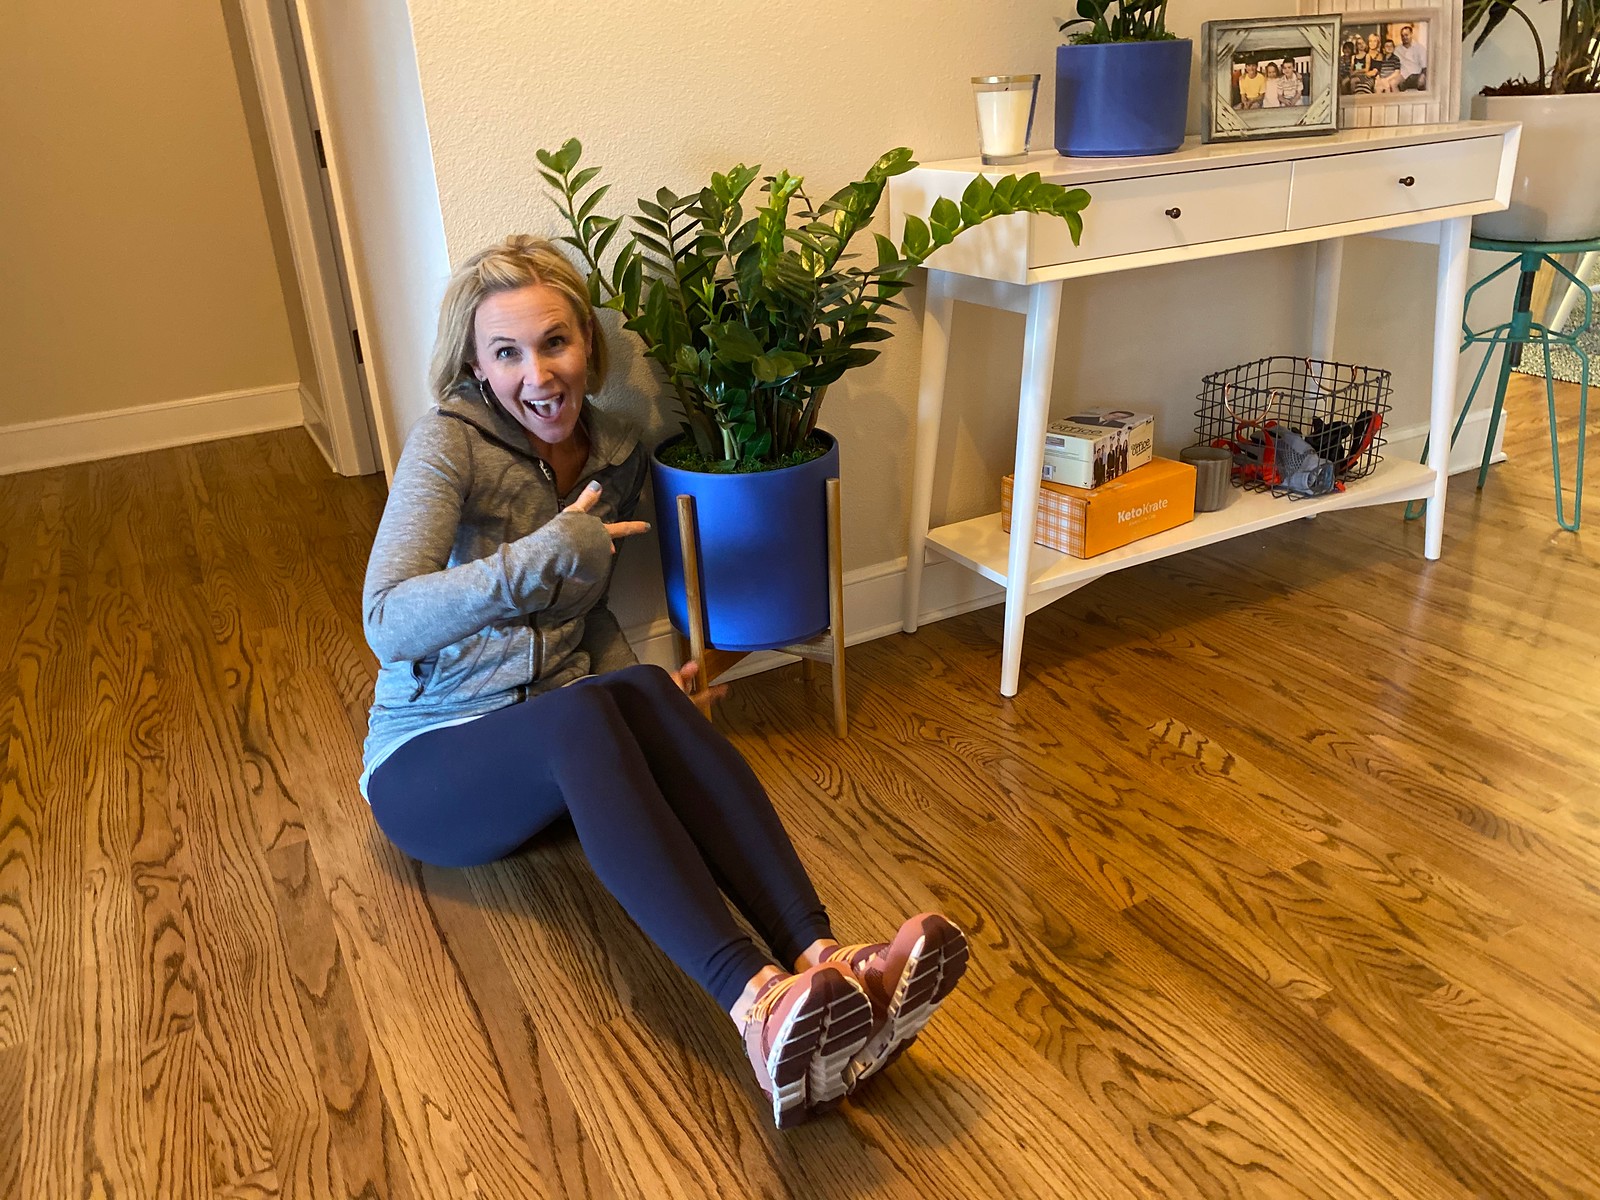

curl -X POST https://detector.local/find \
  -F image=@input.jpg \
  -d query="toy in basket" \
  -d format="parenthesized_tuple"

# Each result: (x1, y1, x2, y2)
(1192, 357, 1392, 499)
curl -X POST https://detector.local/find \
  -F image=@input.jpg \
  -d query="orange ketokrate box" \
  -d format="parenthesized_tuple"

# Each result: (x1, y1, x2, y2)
(1001, 457, 1196, 558)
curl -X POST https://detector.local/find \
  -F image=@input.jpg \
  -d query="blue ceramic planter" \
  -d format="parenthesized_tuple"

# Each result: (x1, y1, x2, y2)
(1055, 39, 1192, 157)
(650, 432, 838, 653)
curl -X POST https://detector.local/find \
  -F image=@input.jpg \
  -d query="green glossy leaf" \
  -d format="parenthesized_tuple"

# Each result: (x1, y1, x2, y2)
(707, 321, 764, 362)
(575, 183, 611, 225)
(633, 231, 674, 260)
(593, 220, 623, 263)
(930, 196, 962, 233)
(961, 174, 995, 215)
(621, 255, 643, 316)
(901, 215, 931, 260)
(552, 137, 582, 174)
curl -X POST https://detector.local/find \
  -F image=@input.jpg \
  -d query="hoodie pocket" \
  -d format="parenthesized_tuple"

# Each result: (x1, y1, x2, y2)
(416, 625, 515, 700)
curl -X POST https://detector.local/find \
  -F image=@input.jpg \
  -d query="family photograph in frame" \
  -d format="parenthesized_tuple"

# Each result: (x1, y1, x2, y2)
(1297, 0, 1458, 126)
(1339, 9, 1436, 103)
(1201, 15, 1341, 143)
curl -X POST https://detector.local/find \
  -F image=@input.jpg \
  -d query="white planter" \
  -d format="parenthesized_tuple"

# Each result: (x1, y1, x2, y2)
(1471, 92, 1600, 241)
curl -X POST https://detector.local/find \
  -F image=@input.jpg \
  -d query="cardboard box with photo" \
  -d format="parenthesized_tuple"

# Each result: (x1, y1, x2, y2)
(1201, 15, 1342, 142)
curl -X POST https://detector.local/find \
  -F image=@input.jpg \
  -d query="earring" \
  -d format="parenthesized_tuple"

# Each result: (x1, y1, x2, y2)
(477, 377, 493, 405)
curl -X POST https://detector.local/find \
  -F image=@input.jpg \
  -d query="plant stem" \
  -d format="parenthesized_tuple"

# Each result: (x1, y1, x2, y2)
(1486, 0, 1549, 85)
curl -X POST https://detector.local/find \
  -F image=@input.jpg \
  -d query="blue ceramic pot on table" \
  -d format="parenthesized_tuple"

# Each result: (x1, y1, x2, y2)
(650, 432, 838, 653)
(1055, 39, 1192, 157)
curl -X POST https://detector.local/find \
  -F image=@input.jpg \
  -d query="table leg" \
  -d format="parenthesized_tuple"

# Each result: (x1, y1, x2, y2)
(999, 280, 1064, 697)
(1312, 238, 1343, 361)
(1427, 216, 1472, 560)
(904, 272, 956, 633)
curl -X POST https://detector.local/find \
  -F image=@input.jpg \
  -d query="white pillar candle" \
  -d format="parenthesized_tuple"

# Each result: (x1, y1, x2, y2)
(976, 88, 1033, 157)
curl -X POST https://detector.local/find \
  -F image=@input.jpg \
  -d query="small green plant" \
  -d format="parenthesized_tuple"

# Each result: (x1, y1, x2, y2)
(538, 140, 1089, 470)
(1057, 0, 1178, 45)
(1463, 0, 1600, 93)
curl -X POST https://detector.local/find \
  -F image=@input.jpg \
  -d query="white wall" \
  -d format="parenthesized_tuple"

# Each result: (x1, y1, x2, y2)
(295, 0, 451, 474)
(396, 0, 1518, 638)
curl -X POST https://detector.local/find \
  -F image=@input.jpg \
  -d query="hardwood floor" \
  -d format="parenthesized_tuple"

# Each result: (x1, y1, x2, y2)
(2, 374, 1597, 1198)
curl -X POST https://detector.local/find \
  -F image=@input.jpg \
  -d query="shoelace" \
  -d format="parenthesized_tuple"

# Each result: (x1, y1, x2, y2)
(823, 943, 884, 973)
(745, 972, 805, 1031)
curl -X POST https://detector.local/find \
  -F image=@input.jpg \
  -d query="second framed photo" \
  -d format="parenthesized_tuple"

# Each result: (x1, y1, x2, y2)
(1300, 0, 1459, 126)
(1200, 15, 1342, 143)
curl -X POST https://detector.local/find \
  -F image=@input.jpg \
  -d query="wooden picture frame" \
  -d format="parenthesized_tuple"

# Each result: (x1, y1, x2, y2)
(1300, 0, 1462, 126)
(1201, 15, 1343, 143)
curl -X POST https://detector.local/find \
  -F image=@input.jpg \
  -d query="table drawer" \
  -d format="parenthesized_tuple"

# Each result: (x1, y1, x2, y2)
(1030, 161, 1292, 267)
(1286, 136, 1502, 230)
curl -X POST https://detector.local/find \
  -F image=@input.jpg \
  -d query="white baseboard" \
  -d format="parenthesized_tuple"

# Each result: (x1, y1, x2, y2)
(628, 409, 1505, 683)
(0, 383, 305, 475)
(1383, 407, 1507, 477)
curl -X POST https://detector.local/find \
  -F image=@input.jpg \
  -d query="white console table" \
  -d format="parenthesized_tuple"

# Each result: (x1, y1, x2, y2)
(888, 121, 1522, 696)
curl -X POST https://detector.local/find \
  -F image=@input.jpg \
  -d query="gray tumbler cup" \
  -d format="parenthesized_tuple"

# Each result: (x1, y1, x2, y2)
(1179, 445, 1233, 512)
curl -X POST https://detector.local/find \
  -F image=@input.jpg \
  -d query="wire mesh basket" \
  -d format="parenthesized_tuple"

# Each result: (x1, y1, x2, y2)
(1193, 356, 1393, 498)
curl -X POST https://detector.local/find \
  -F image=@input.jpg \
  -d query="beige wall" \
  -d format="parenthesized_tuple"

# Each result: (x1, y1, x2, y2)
(0, 0, 300, 426)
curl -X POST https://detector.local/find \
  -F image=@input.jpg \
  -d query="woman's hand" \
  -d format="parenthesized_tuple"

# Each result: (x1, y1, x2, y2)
(566, 480, 650, 552)
(671, 660, 728, 717)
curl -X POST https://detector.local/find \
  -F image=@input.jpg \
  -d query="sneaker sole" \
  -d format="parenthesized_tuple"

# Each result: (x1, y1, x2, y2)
(764, 974, 873, 1129)
(846, 920, 969, 1091)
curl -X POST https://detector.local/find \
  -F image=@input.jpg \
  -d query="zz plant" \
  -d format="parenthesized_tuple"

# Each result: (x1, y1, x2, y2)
(1057, 0, 1178, 44)
(538, 140, 1090, 470)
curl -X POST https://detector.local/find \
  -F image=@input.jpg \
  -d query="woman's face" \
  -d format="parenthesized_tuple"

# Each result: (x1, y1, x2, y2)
(471, 284, 593, 449)
(1266, 63, 1280, 78)
(1367, 33, 1380, 52)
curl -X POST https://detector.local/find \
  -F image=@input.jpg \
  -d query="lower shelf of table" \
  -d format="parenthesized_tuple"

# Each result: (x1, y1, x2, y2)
(924, 457, 1437, 597)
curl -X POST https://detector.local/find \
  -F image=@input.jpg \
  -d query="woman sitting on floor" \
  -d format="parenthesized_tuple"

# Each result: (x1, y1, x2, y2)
(358, 234, 969, 1129)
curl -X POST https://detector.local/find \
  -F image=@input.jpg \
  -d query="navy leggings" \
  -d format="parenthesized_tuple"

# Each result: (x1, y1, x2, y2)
(367, 664, 834, 1011)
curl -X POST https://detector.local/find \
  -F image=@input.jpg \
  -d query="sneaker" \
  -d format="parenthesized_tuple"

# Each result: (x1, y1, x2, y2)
(741, 963, 873, 1129)
(822, 912, 970, 1091)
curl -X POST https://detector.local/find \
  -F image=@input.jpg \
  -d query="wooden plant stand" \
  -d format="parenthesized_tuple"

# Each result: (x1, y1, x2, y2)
(669, 477, 847, 736)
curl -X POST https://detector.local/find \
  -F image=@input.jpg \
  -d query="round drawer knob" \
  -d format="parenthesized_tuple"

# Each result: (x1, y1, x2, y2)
(1165, 206, 1182, 219)
(1399, 175, 1416, 187)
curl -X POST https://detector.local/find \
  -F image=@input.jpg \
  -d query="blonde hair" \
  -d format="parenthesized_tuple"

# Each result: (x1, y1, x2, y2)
(428, 234, 606, 404)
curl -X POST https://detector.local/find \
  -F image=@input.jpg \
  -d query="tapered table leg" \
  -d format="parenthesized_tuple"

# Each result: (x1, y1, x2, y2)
(1427, 216, 1472, 559)
(904, 272, 955, 633)
(999, 281, 1064, 698)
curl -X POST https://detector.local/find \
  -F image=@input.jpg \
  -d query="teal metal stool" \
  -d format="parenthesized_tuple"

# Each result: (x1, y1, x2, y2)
(1407, 234, 1597, 531)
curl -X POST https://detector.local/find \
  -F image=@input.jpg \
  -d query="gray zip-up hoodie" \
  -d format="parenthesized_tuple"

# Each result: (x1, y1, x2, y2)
(359, 394, 648, 792)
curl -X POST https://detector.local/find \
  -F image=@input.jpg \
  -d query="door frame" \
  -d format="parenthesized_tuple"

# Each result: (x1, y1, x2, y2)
(237, 0, 379, 476)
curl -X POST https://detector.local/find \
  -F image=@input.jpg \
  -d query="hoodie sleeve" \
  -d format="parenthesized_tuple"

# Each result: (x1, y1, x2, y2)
(362, 418, 614, 664)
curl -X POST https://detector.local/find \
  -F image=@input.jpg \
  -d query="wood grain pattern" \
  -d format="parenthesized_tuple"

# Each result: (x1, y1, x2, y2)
(2, 372, 1598, 1196)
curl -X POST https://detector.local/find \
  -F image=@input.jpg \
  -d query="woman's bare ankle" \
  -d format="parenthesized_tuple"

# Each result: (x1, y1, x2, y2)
(793, 938, 841, 973)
